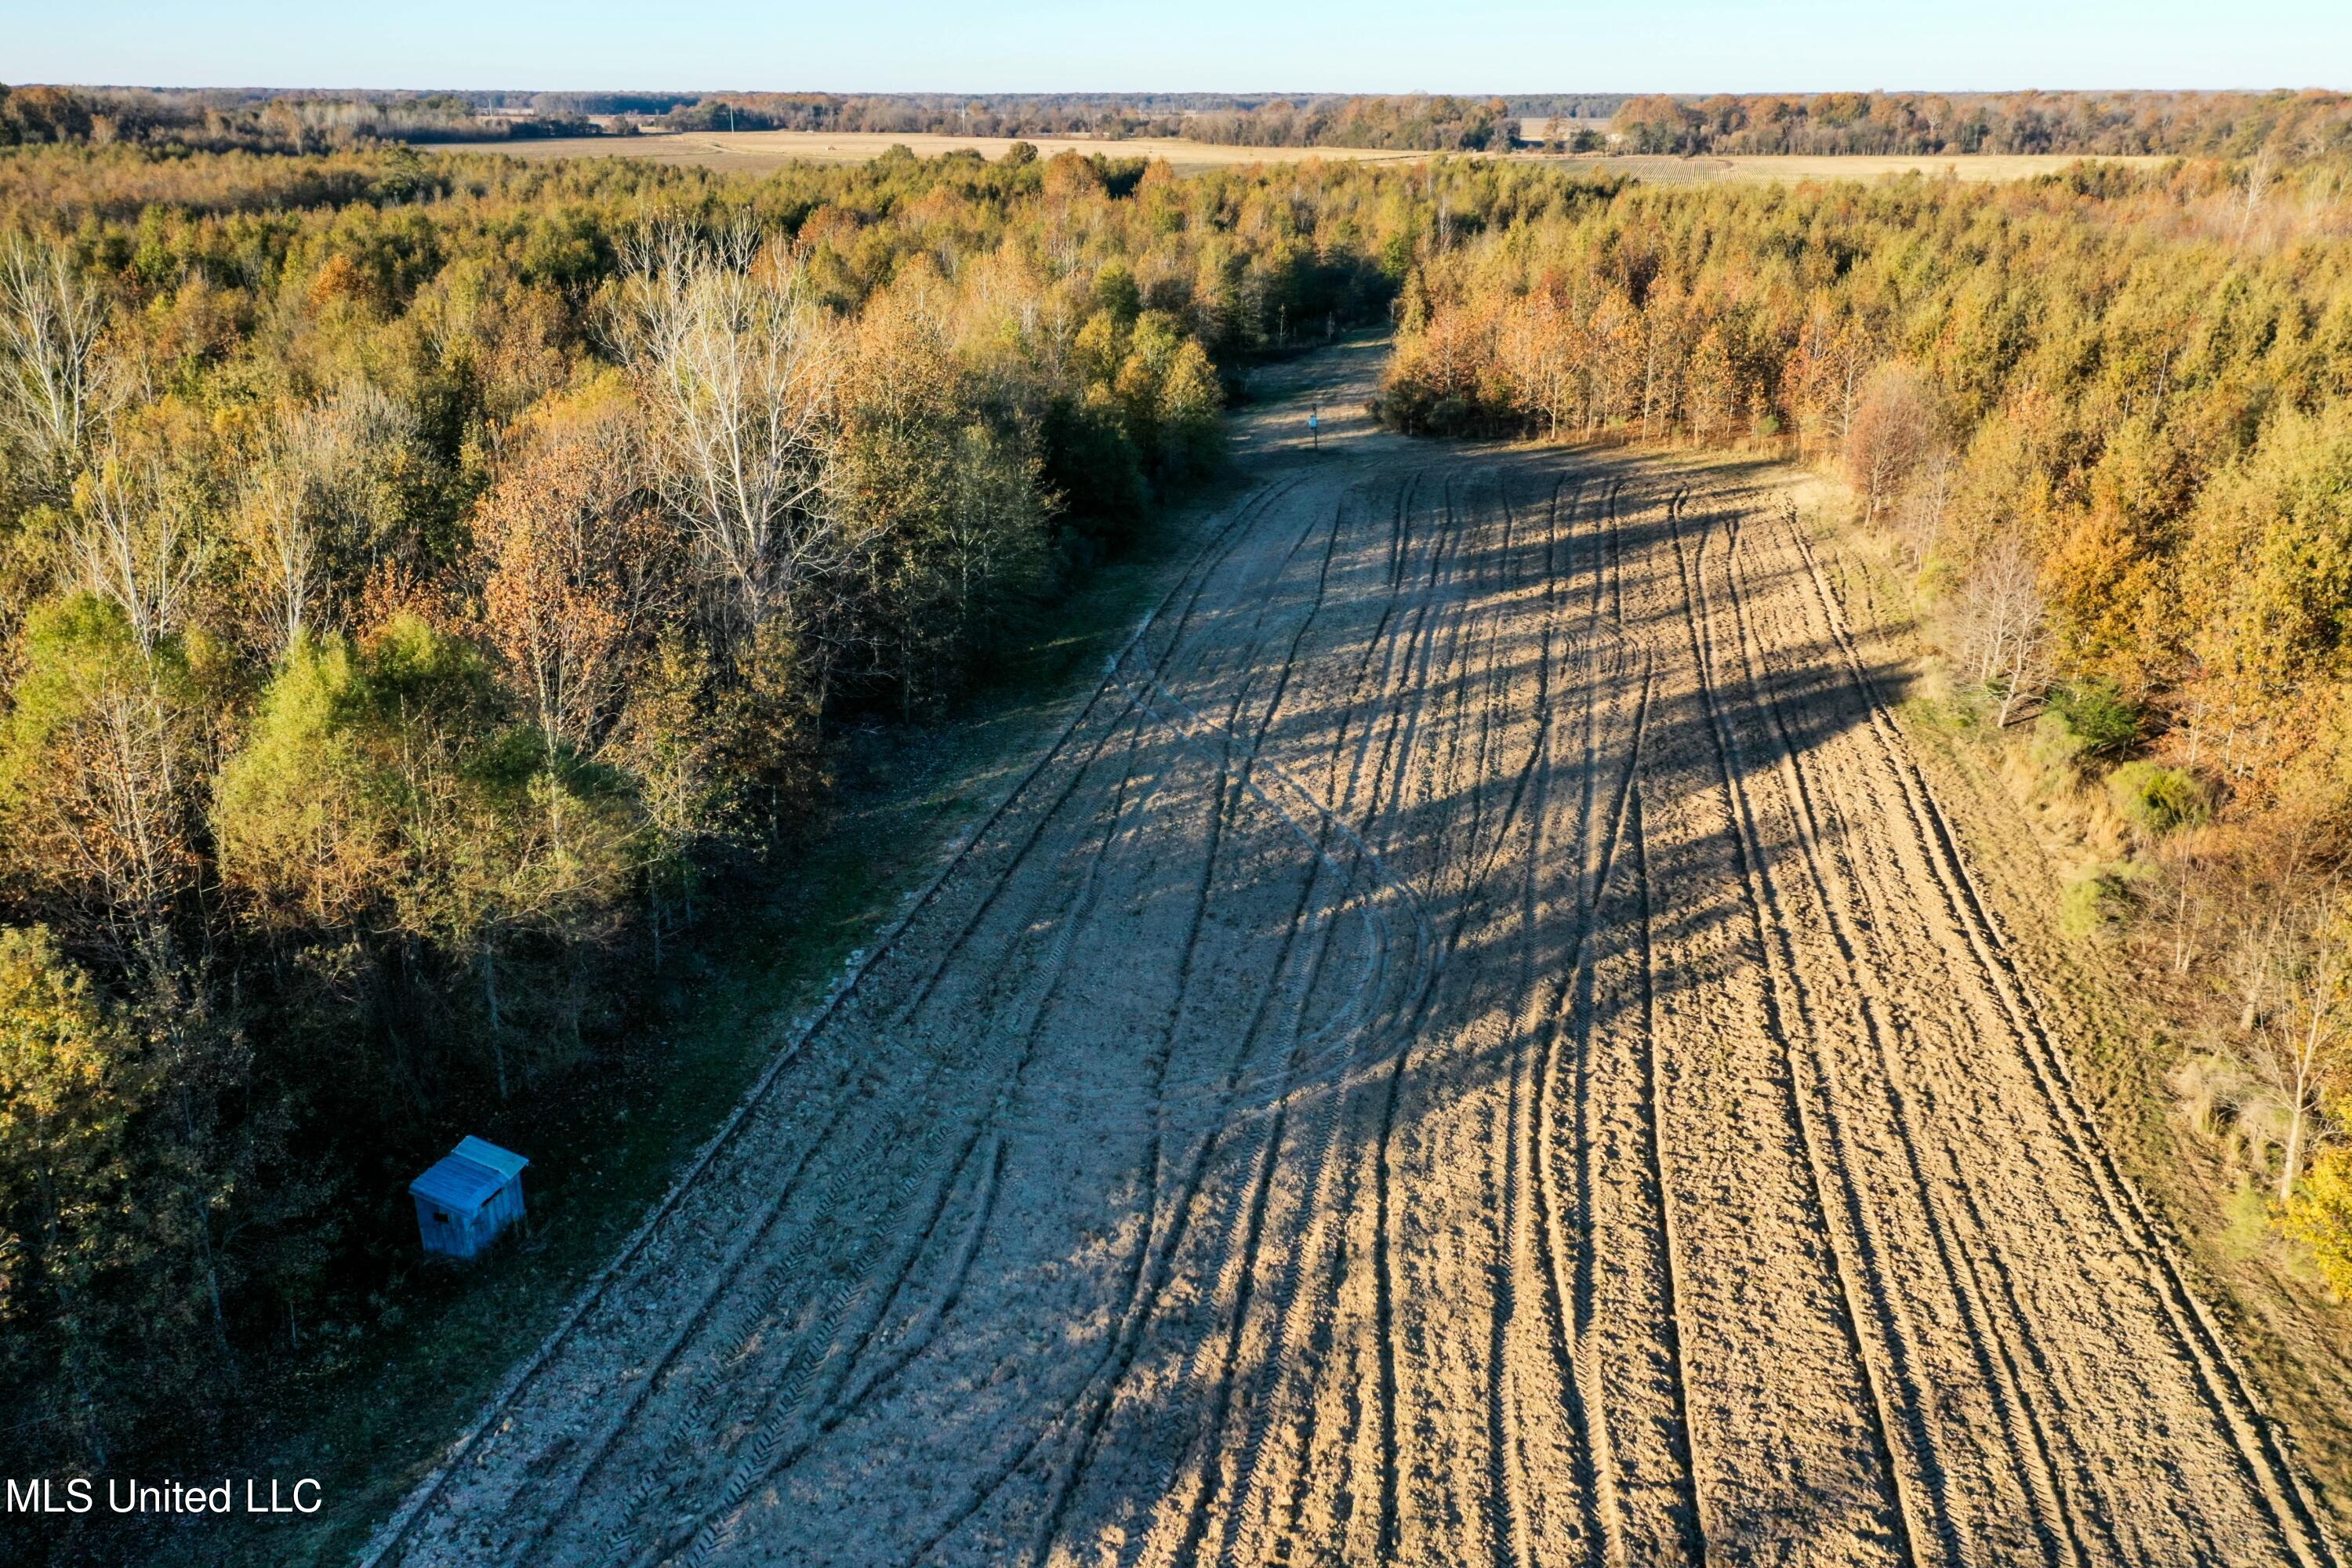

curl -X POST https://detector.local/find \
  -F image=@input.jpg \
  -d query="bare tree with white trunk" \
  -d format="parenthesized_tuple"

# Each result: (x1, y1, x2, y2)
(0, 234, 116, 497)
(65, 449, 204, 653)
(610, 222, 846, 653)
(1894, 444, 1958, 572)
(2237, 886, 2347, 1207)
(234, 382, 416, 657)
(1953, 530, 2053, 725)
(2274, 939, 2340, 1207)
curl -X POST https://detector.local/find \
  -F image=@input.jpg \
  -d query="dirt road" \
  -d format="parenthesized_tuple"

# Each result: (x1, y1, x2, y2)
(362, 342, 2337, 1568)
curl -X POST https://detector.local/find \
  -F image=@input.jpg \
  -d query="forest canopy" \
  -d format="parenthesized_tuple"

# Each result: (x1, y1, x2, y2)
(0, 136, 1440, 1479)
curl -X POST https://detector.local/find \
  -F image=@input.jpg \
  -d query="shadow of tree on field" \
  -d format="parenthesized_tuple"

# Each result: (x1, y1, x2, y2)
(470, 440, 1982, 1568)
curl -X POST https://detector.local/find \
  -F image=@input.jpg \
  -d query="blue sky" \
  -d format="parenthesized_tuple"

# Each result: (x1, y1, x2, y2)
(4, 0, 2346, 93)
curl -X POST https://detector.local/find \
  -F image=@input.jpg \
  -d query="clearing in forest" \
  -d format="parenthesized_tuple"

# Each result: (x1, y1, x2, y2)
(364, 340, 2336, 1568)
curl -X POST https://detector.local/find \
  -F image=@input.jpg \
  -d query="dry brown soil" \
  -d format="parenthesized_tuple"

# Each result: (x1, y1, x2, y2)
(360, 341, 2339, 1568)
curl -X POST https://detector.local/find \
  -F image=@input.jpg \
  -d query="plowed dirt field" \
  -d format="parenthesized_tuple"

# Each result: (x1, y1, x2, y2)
(363, 341, 2336, 1568)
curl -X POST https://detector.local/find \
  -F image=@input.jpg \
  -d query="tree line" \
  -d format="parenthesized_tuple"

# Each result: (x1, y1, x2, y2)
(651, 92, 1519, 153)
(1181, 96, 1518, 152)
(16, 85, 2352, 163)
(0, 85, 522, 154)
(677, 93, 1520, 153)
(2, 84, 1525, 156)
(659, 93, 1174, 140)
(1608, 89, 2352, 159)
(0, 137, 1428, 1483)
(1377, 153, 2352, 1297)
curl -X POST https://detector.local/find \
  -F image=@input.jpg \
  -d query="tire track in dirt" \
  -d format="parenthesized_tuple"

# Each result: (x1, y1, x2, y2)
(1711, 504, 2089, 1568)
(887, 481, 1369, 1567)
(1629, 782, 1711, 1565)
(1662, 484, 1935, 1566)
(1486, 473, 1575, 1568)
(571, 709, 1157, 1568)
(896, 465, 1449, 1567)
(1094, 460, 1465, 1568)
(1366, 472, 1495, 1564)
(1512, 473, 1610, 1568)
(641, 713, 1176, 1568)
(1484, 470, 1628, 1568)
(1762, 499, 2339, 1568)
(1122, 464, 1467, 1568)
(1545, 470, 1642, 1568)
(1012, 490, 1377, 1568)
(1157, 482, 1461, 1568)
(495, 690, 1154, 1568)
(371, 340, 2339, 1568)
(1352, 470, 1541, 1568)
(1223, 466, 1454, 1568)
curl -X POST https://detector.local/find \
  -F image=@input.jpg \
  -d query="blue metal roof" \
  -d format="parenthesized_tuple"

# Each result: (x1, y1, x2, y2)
(408, 1138, 528, 1216)
(454, 1135, 528, 1183)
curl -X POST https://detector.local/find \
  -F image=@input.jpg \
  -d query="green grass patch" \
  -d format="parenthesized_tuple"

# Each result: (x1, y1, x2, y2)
(2058, 860, 2145, 943)
(1895, 692, 1982, 735)
(2219, 1181, 2280, 1265)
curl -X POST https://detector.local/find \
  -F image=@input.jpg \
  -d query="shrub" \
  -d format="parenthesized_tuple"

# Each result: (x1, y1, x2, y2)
(2285, 1145, 2352, 1299)
(2044, 679, 2143, 760)
(2059, 862, 2138, 942)
(2106, 760, 2214, 837)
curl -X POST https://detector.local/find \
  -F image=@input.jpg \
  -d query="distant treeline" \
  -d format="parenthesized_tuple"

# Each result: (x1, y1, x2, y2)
(0, 85, 1527, 154)
(0, 84, 593, 151)
(660, 92, 1183, 139)
(0, 86, 1541, 157)
(1185, 95, 1517, 151)
(662, 92, 1523, 151)
(0, 83, 1524, 154)
(18, 85, 2350, 159)
(1505, 95, 1632, 121)
(1608, 89, 2352, 158)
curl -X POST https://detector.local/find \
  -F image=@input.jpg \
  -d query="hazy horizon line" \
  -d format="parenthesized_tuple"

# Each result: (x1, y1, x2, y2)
(12, 82, 2338, 97)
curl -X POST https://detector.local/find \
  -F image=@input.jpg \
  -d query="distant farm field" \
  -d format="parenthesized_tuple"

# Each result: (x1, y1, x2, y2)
(478, 131, 2174, 183)
(485, 129, 1428, 172)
